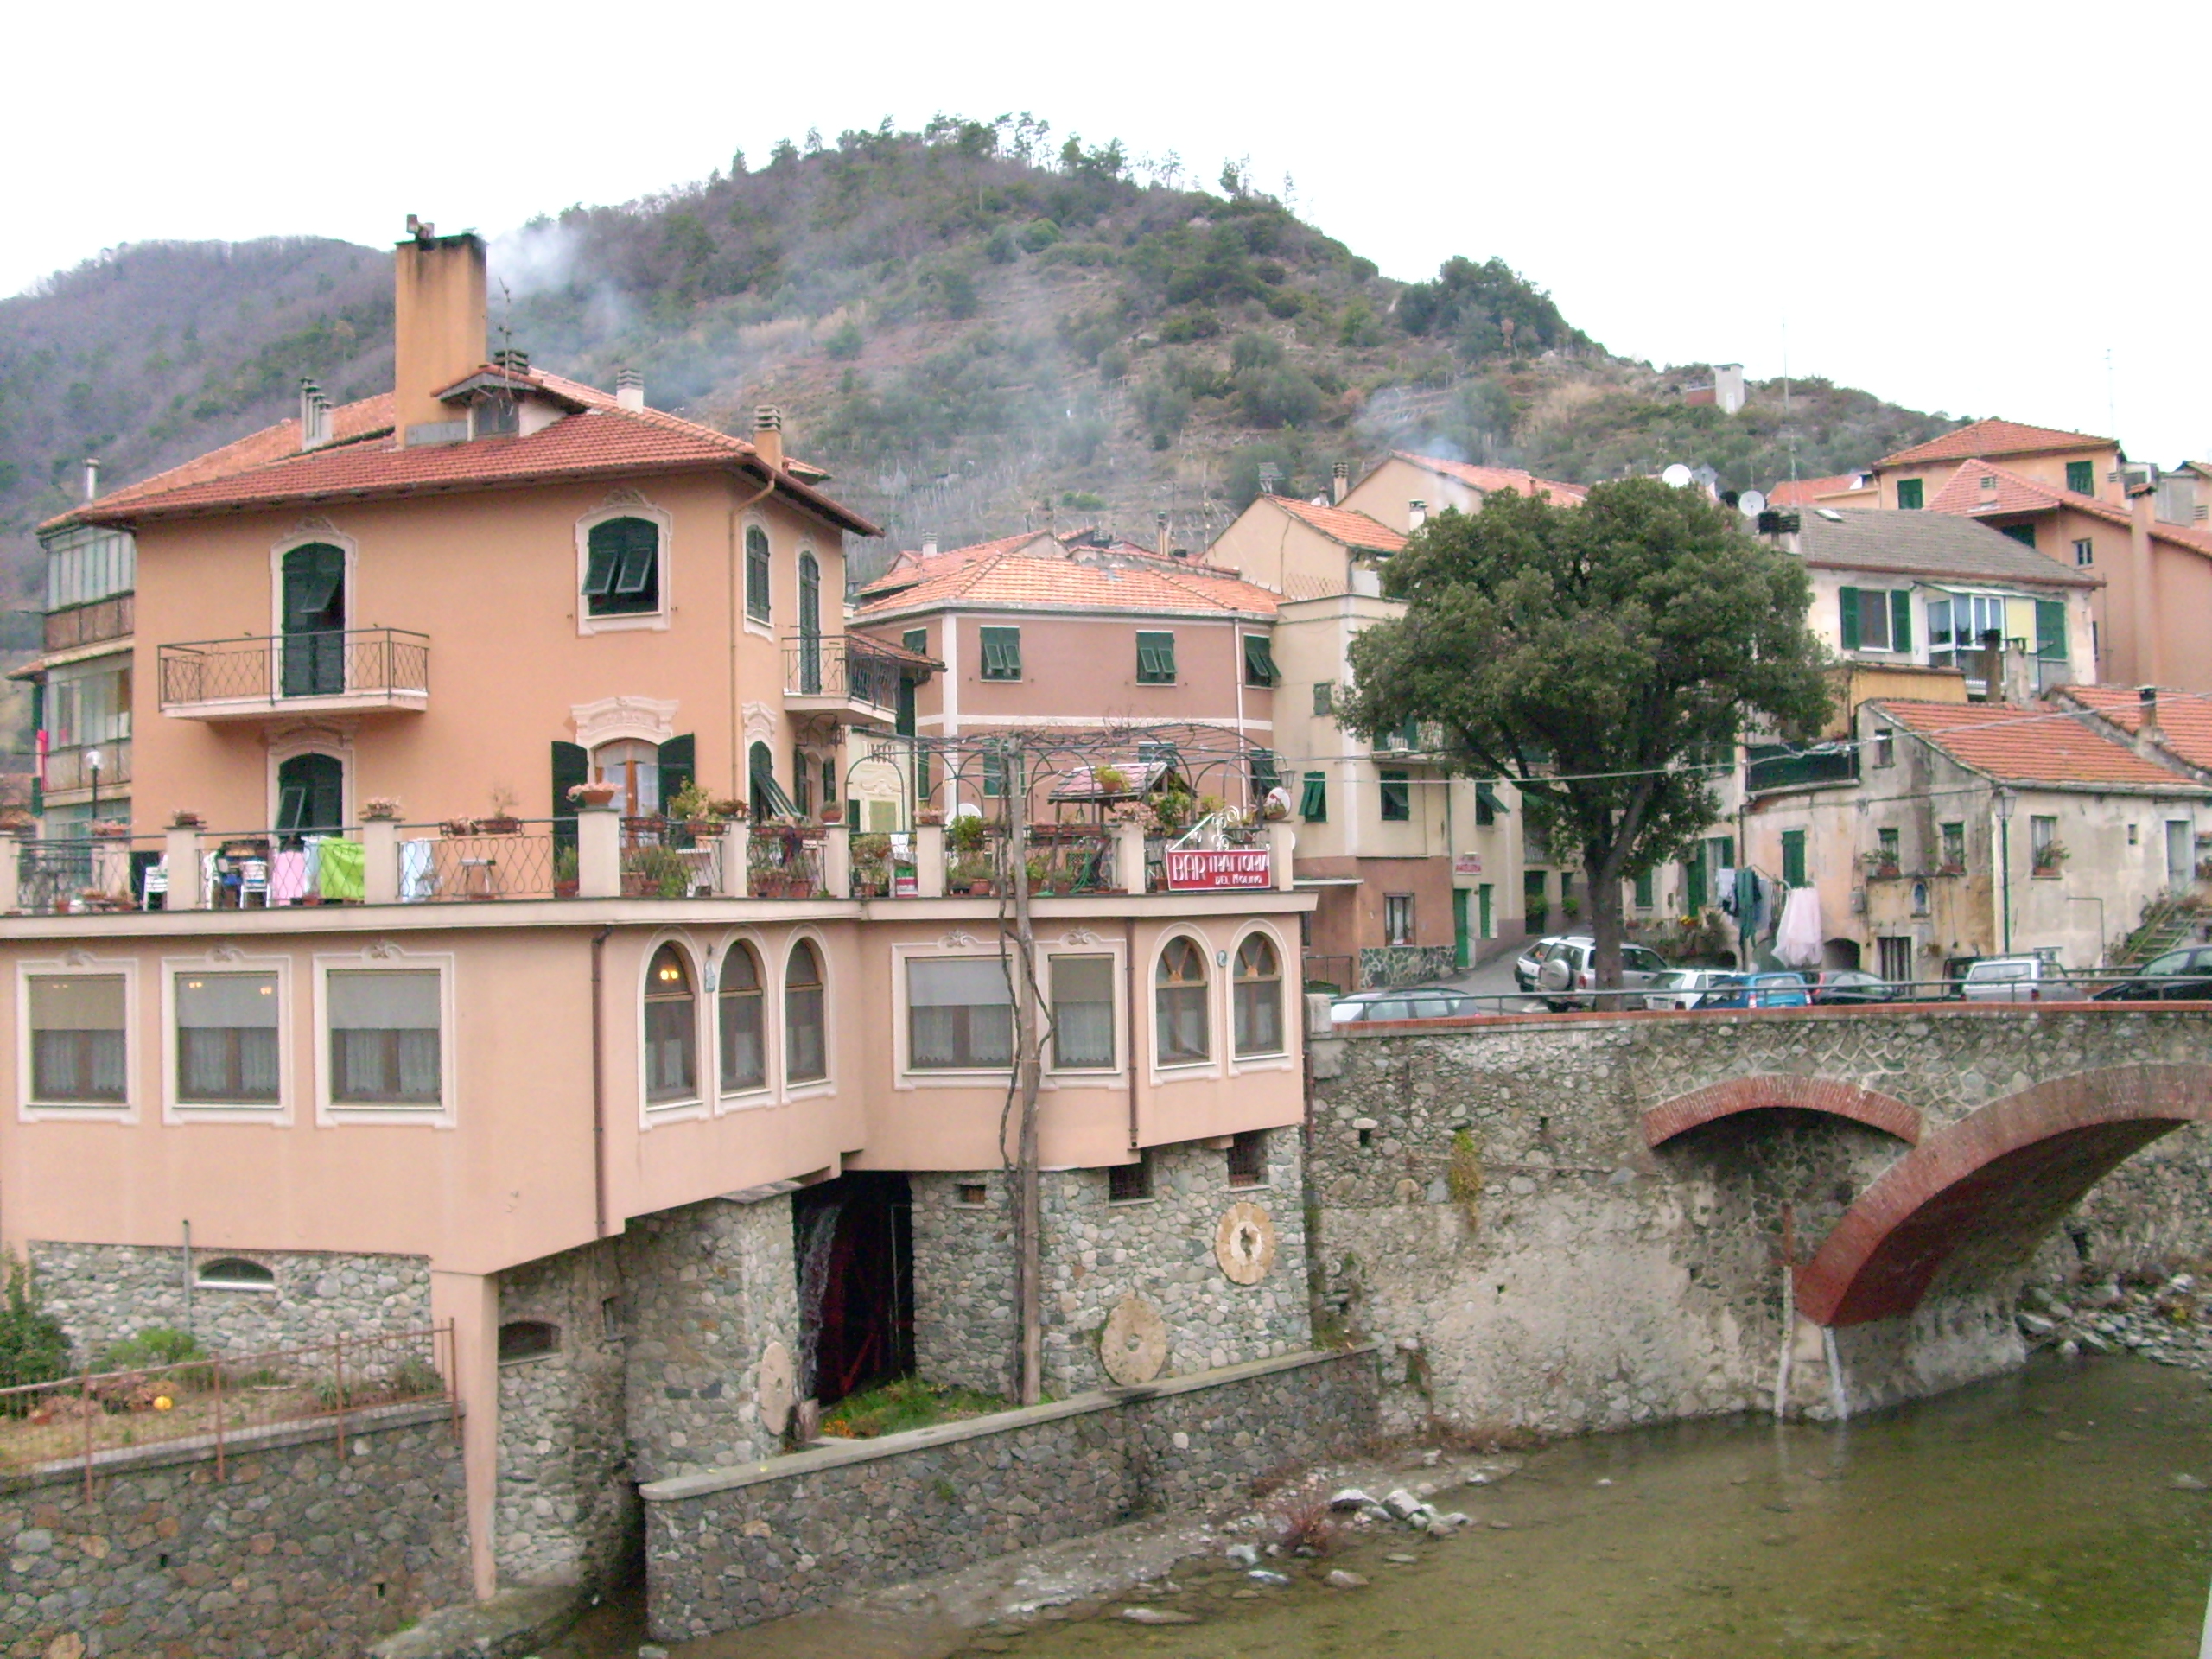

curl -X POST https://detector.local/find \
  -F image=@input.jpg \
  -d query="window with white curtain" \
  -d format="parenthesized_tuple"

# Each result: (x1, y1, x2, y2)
(644, 944, 697, 1103)
(28, 975, 126, 1103)
(176, 973, 279, 1104)
(1155, 938, 1210, 1065)
(1050, 955, 1116, 1070)
(327, 970, 441, 1105)
(909, 957, 1014, 1069)
(719, 942, 766, 1093)
(785, 940, 827, 1083)
(1232, 935, 1284, 1057)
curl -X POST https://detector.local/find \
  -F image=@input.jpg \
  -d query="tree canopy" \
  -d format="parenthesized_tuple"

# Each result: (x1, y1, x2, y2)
(1342, 477, 1830, 982)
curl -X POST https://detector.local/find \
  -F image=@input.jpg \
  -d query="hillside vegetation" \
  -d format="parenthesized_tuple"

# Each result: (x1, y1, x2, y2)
(0, 115, 1961, 595)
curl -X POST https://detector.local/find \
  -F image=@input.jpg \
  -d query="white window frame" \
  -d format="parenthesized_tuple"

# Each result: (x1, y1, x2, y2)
(893, 943, 1015, 1086)
(1044, 941, 1125, 1086)
(162, 950, 293, 1125)
(312, 945, 457, 1128)
(1149, 929, 1222, 1085)
(16, 954, 139, 1124)
(575, 500, 674, 637)
(708, 927, 777, 1114)
(779, 928, 836, 1102)
(1227, 922, 1294, 1075)
(638, 931, 708, 1126)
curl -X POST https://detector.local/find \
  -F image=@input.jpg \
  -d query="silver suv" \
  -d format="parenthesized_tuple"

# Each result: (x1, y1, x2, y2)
(1534, 938, 1670, 1008)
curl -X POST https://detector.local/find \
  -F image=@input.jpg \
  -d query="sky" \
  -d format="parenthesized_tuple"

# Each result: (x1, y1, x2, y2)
(4, 0, 2203, 463)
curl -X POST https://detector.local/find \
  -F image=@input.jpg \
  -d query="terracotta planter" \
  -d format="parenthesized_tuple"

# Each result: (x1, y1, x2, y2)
(480, 817, 523, 836)
(570, 785, 618, 809)
(554, 880, 580, 899)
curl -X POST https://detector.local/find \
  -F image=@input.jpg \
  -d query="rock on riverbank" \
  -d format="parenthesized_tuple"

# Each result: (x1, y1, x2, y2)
(2018, 1274, 2212, 1371)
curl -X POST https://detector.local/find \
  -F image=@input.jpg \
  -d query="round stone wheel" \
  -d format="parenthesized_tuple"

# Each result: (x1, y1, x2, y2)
(756, 1339, 796, 1435)
(1216, 1200, 1278, 1285)
(1100, 1294, 1169, 1385)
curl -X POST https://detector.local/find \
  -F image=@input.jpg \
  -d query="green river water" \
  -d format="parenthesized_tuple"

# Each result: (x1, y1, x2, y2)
(562, 1356, 2212, 1659)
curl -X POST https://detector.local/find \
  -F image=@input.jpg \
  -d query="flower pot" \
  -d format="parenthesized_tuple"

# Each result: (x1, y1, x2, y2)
(554, 880, 580, 899)
(569, 785, 618, 809)
(480, 816, 523, 836)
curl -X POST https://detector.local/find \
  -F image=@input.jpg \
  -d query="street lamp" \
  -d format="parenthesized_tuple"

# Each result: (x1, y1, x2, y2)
(1995, 786, 2017, 955)
(86, 747, 102, 827)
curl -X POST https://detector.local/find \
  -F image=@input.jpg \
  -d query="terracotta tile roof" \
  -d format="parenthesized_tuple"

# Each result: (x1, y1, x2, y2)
(854, 543, 1279, 621)
(1792, 507, 2097, 588)
(2056, 686, 2212, 774)
(1878, 418, 2113, 468)
(1869, 698, 2206, 791)
(861, 531, 1066, 596)
(1767, 473, 1872, 507)
(1265, 497, 1408, 554)
(1925, 460, 2212, 559)
(1389, 452, 1588, 504)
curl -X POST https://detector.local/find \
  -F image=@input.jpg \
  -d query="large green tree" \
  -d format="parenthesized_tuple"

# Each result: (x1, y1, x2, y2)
(1344, 477, 1830, 986)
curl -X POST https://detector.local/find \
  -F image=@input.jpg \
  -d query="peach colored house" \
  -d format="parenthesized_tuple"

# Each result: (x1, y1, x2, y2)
(1767, 470, 1878, 510)
(0, 227, 1316, 1623)
(1873, 418, 2124, 512)
(1339, 451, 1586, 536)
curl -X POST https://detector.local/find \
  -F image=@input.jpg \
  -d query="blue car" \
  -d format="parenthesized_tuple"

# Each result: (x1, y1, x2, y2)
(1699, 971, 1812, 1009)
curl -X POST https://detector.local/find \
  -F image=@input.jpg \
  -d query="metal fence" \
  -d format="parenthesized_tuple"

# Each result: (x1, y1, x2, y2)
(0, 1324, 454, 1496)
(621, 821, 722, 898)
(1339, 969, 2195, 1022)
(747, 828, 824, 899)
(782, 634, 905, 711)
(158, 629, 429, 709)
(402, 824, 564, 901)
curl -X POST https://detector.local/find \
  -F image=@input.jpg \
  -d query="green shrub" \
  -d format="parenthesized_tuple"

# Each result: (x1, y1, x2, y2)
(1018, 218, 1063, 253)
(99, 1326, 205, 1372)
(0, 1253, 70, 1394)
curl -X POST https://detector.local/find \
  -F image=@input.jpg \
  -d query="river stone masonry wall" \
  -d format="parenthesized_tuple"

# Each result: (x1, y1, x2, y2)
(639, 1347, 1377, 1639)
(27, 1242, 430, 1362)
(0, 1402, 467, 1659)
(911, 1132, 1312, 1399)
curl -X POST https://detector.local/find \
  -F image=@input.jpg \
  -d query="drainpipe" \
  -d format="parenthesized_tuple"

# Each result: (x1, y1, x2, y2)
(589, 925, 613, 1238)
(728, 470, 779, 800)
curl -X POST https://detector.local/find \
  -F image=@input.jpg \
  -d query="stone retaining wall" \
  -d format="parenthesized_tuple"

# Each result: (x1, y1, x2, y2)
(639, 1346, 1378, 1640)
(0, 1402, 467, 1658)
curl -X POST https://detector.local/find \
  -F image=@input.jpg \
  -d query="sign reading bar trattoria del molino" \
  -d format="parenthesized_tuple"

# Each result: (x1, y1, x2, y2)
(1163, 849, 1272, 890)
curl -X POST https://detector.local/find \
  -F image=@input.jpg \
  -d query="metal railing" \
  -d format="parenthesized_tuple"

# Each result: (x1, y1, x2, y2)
(782, 633, 905, 710)
(620, 819, 722, 898)
(1745, 742, 1859, 794)
(747, 825, 825, 898)
(0, 1323, 454, 1497)
(401, 822, 564, 901)
(158, 629, 429, 709)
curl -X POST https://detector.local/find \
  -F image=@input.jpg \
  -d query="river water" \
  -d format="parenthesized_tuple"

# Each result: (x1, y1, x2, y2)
(559, 1356, 2212, 1659)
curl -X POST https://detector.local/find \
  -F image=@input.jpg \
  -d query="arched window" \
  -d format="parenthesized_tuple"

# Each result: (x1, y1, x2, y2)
(745, 525, 772, 622)
(785, 939, 826, 1083)
(1233, 934, 1284, 1057)
(195, 1256, 276, 1291)
(593, 738, 659, 818)
(498, 1320, 559, 1362)
(582, 516, 661, 617)
(276, 752, 344, 847)
(748, 741, 784, 823)
(645, 943, 697, 1103)
(719, 941, 766, 1092)
(1155, 937, 1211, 1064)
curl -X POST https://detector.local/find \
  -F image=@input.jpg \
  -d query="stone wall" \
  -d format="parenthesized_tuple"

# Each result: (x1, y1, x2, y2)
(911, 1133, 1312, 1400)
(28, 1242, 430, 1364)
(639, 1347, 1377, 1640)
(620, 1192, 798, 1483)
(0, 1402, 467, 1658)
(1359, 944, 1458, 989)
(493, 1239, 634, 1592)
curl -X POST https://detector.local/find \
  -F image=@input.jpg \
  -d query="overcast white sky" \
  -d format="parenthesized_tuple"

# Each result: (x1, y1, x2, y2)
(5, 0, 2202, 462)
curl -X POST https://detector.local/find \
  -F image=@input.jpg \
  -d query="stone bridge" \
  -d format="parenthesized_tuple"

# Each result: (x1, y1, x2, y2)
(1306, 1002, 2212, 1427)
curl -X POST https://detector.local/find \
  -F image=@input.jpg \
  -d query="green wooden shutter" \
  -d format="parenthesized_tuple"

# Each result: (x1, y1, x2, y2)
(1781, 830, 1807, 887)
(1685, 856, 1707, 912)
(1299, 772, 1327, 821)
(657, 734, 696, 817)
(1249, 748, 1281, 793)
(552, 741, 588, 848)
(2002, 523, 2037, 549)
(1633, 869, 1655, 908)
(1839, 587, 1861, 649)
(1890, 590, 1912, 652)
(1897, 479, 1923, 510)
(1243, 635, 1278, 685)
(2035, 599, 2068, 660)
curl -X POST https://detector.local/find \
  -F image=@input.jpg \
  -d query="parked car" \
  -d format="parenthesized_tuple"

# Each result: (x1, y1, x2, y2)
(1700, 971, 1813, 1009)
(1331, 986, 1481, 1024)
(1808, 969, 1897, 1005)
(1958, 956, 2072, 1002)
(1514, 935, 1574, 992)
(1534, 938, 1670, 1008)
(1643, 968, 1738, 1011)
(2092, 946, 2212, 1002)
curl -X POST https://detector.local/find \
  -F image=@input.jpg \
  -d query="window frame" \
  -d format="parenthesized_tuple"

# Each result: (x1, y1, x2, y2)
(575, 502, 673, 636)
(582, 516, 663, 619)
(2073, 537, 2094, 569)
(1047, 950, 1120, 1075)
(313, 947, 457, 1127)
(1226, 1130, 1269, 1188)
(1135, 630, 1178, 685)
(162, 952, 292, 1124)
(979, 626, 1023, 681)
(744, 522, 773, 630)
(1230, 927, 1288, 1063)
(1379, 769, 1412, 821)
(906, 954, 1017, 1074)
(16, 957, 138, 1123)
(2065, 461, 2094, 496)
(714, 933, 772, 1108)
(1242, 634, 1279, 688)
(1384, 893, 1415, 945)
(194, 1256, 277, 1294)
(1153, 932, 1214, 1074)
(641, 940, 702, 1116)
(782, 933, 832, 1095)
(1896, 478, 1924, 510)
(1940, 821, 1967, 872)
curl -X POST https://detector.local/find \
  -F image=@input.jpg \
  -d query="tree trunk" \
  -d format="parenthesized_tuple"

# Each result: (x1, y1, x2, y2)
(1586, 841, 1627, 995)
(1004, 748, 1044, 1407)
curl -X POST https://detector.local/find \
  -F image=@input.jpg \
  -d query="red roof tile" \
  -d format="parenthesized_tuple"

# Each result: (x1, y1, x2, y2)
(1926, 459, 2212, 559)
(1878, 418, 2113, 468)
(1389, 453, 1588, 504)
(1869, 698, 2203, 791)
(2057, 686, 2212, 774)
(56, 393, 397, 524)
(1266, 497, 1408, 553)
(1767, 472, 1872, 506)
(855, 543, 1278, 620)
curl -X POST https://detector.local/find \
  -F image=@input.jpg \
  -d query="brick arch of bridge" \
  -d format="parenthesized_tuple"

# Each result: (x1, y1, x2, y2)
(1795, 1064, 2212, 1328)
(1642, 1074, 1923, 1149)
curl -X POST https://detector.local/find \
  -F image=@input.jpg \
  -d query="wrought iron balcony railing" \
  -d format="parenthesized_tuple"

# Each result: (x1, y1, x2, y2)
(158, 630, 429, 717)
(783, 633, 904, 715)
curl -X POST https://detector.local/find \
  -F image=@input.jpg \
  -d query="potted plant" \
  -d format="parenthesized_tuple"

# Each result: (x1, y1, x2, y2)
(359, 798, 402, 823)
(1862, 849, 1900, 879)
(169, 810, 207, 830)
(441, 817, 479, 838)
(666, 779, 720, 837)
(553, 845, 580, 899)
(480, 785, 523, 836)
(915, 807, 945, 827)
(568, 781, 618, 810)
(2032, 840, 2070, 877)
(1092, 764, 1130, 798)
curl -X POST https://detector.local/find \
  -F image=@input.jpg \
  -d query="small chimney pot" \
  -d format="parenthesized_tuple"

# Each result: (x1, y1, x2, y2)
(81, 458, 99, 503)
(1331, 461, 1351, 505)
(613, 366, 644, 411)
(753, 405, 786, 471)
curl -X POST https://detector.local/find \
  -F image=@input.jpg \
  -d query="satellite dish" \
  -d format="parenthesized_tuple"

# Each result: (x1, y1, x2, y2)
(1738, 489, 1767, 516)
(1662, 463, 1693, 488)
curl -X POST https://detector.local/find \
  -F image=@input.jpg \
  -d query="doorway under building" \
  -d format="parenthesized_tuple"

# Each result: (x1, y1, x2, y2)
(792, 1171, 914, 1407)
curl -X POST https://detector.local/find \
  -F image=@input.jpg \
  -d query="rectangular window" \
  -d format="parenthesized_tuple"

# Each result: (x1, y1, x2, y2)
(584, 518, 660, 618)
(2034, 598, 2068, 661)
(1050, 955, 1116, 1070)
(327, 970, 442, 1105)
(1476, 781, 1504, 826)
(902, 627, 927, 655)
(1313, 681, 1335, 717)
(1135, 631, 1177, 684)
(980, 626, 1021, 680)
(2066, 461, 2094, 495)
(1878, 936, 1914, 982)
(1380, 770, 1411, 821)
(2074, 538, 2094, 568)
(1243, 635, 1279, 687)
(908, 957, 1014, 1070)
(2031, 815, 2060, 872)
(175, 973, 279, 1105)
(2001, 523, 2037, 550)
(1227, 1130, 1268, 1188)
(1385, 893, 1414, 945)
(745, 529, 772, 622)
(1633, 869, 1655, 909)
(1781, 830, 1807, 887)
(1873, 726, 1895, 767)
(1300, 771, 1327, 822)
(1109, 1153, 1153, 1203)
(1897, 478, 1924, 510)
(1877, 826, 1900, 867)
(28, 975, 126, 1104)
(1941, 822, 1967, 871)
(1838, 587, 1892, 651)
(1249, 747, 1281, 795)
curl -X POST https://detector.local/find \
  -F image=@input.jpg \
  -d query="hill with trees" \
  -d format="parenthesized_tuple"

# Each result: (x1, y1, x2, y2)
(0, 114, 1962, 597)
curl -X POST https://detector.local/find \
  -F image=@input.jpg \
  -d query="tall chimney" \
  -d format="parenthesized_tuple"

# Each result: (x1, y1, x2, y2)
(1977, 628, 2004, 700)
(753, 406, 785, 471)
(2139, 685, 2163, 749)
(298, 378, 332, 450)
(1331, 461, 1350, 505)
(614, 367, 645, 411)
(1155, 511, 1170, 558)
(392, 221, 488, 439)
(1408, 499, 1428, 531)
(81, 458, 99, 503)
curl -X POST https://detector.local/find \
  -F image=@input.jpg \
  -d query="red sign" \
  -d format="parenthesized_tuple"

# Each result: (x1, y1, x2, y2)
(1164, 849, 1273, 890)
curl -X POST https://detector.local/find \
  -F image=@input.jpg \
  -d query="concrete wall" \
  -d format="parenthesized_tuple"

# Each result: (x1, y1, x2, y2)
(639, 1347, 1377, 1639)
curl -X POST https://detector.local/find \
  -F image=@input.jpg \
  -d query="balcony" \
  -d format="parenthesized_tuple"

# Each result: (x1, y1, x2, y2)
(1745, 741, 1859, 795)
(782, 634, 904, 724)
(42, 740, 130, 799)
(44, 594, 133, 655)
(158, 630, 429, 721)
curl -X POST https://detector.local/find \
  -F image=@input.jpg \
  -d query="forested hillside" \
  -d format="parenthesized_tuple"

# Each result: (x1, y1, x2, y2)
(0, 115, 1961, 596)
